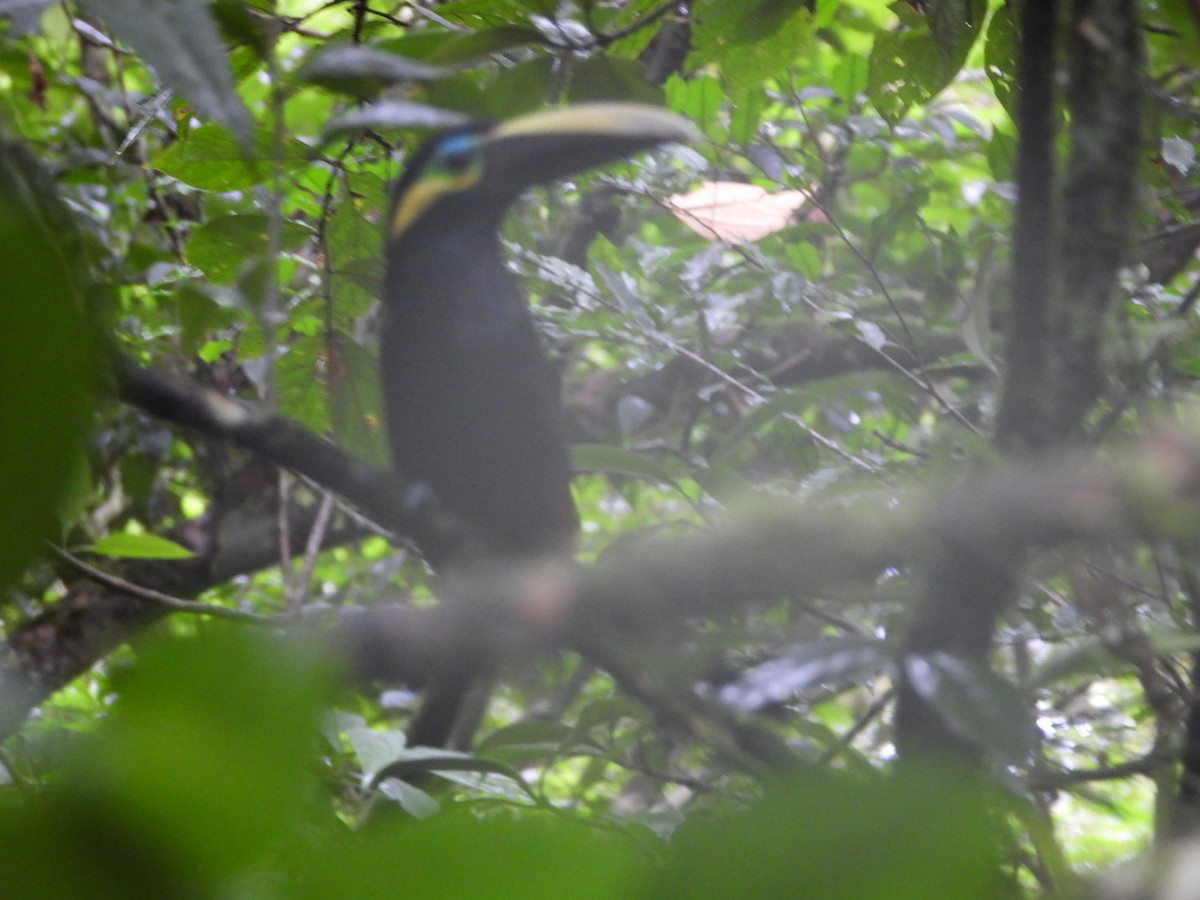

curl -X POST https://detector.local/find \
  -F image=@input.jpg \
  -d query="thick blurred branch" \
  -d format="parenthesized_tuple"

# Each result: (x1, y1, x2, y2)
(6, 349, 1200, 751)
(342, 428, 1200, 682)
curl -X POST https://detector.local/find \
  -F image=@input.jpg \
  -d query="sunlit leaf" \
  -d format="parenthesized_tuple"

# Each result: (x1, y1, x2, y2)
(150, 124, 310, 190)
(89, 532, 194, 560)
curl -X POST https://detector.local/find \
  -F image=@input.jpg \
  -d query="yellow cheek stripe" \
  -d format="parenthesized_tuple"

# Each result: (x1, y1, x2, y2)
(390, 170, 481, 238)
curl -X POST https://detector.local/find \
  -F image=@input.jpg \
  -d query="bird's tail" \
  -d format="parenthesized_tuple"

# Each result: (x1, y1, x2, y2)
(406, 669, 494, 751)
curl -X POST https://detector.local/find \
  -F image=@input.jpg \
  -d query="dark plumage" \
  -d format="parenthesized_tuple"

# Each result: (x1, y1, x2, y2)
(380, 103, 698, 748)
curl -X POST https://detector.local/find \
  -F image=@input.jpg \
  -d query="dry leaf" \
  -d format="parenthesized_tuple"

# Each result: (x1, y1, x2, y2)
(664, 180, 816, 243)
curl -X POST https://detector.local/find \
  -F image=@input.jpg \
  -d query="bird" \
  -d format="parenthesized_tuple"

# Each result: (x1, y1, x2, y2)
(379, 102, 699, 750)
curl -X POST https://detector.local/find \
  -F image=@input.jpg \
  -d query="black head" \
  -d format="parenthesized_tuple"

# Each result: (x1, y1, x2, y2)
(387, 102, 700, 243)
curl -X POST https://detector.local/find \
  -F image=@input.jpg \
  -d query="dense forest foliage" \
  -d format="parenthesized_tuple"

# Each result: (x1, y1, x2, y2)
(2, 0, 1200, 895)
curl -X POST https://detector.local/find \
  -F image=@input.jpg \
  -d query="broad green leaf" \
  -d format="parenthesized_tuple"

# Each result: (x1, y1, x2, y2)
(691, 0, 815, 107)
(184, 214, 312, 284)
(511, 0, 557, 14)
(693, 0, 812, 46)
(297, 44, 450, 96)
(293, 810, 645, 899)
(729, 88, 768, 145)
(0, 630, 331, 896)
(428, 25, 544, 64)
(325, 171, 386, 327)
(566, 55, 664, 105)
(370, 747, 535, 802)
(643, 770, 998, 899)
(0, 137, 98, 585)
(832, 53, 869, 106)
(322, 99, 470, 139)
(328, 332, 388, 465)
(277, 333, 331, 434)
(868, 0, 984, 124)
(573, 695, 649, 733)
(211, 0, 272, 61)
(76, 0, 252, 144)
(150, 124, 310, 191)
(983, 4, 1017, 119)
(476, 721, 576, 755)
(89, 532, 194, 560)
(986, 128, 1017, 182)
(571, 443, 684, 488)
(664, 74, 723, 131)
(484, 55, 556, 116)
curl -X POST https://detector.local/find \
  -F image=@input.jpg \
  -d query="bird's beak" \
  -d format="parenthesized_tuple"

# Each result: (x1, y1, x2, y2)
(482, 102, 700, 190)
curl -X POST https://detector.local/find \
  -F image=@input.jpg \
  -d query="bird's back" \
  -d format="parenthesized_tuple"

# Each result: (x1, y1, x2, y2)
(380, 225, 576, 559)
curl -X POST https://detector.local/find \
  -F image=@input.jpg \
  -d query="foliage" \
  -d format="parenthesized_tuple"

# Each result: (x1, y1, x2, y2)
(1, 0, 1200, 896)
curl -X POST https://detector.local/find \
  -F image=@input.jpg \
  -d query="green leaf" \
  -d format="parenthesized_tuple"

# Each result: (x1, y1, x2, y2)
(293, 809, 645, 899)
(371, 747, 535, 798)
(342, 721, 411, 774)
(0, 137, 98, 585)
(986, 127, 1017, 182)
(211, 0, 272, 61)
(832, 52, 869, 105)
(484, 55, 556, 116)
(571, 443, 684, 489)
(0, 630, 331, 896)
(691, 0, 815, 107)
(693, 0, 812, 46)
(90, 630, 328, 884)
(574, 696, 646, 733)
(297, 44, 450, 96)
(322, 100, 470, 140)
(709, 389, 818, 462)
(664, 74, 723, 131)
(428, 25, 544, 64)
(729, 88, 768, 145)
(89, 532, 195, 560)
(183, 214, 312, 284)
(150, 124, 310, 191)
(75, 0, 252, 144)
(644, 770, 999, 899)
(868, 0, 984, 125)
(476, 721, 576, 754)
(566, 55, 664, 105)
(983, 4, 1017, 119)
(276, 334, 331, 434)
(325, 171, 386, 327)
(328, 332, 389, 465)
(510, 0, 557, 14)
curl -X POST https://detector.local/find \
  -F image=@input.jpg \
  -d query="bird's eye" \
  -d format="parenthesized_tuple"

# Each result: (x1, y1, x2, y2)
(436, 136, 480, 176)
(441, 148, 474, 174)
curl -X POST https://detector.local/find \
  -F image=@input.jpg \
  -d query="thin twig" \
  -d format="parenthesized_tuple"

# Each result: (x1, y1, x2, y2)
(50, 546, 278, 625)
